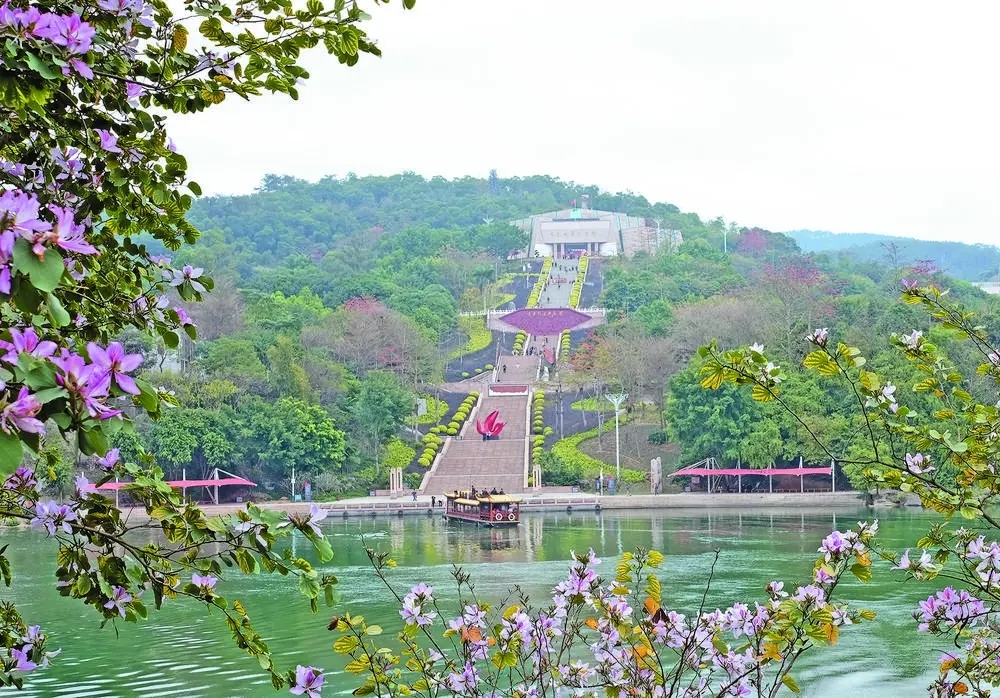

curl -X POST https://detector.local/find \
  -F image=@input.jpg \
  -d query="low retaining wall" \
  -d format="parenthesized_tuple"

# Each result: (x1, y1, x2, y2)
(318, 491, 865, 518)
(597, 491, 863, 510)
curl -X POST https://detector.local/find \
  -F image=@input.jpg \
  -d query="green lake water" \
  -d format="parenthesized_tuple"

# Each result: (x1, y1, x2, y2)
(1, 508, 950, 697)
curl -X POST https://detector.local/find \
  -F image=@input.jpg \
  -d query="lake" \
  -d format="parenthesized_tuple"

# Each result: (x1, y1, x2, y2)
(2, 507, 946, 697)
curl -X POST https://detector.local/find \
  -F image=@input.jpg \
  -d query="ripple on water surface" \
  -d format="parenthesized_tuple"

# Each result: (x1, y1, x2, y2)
(4, 509, 947, 697)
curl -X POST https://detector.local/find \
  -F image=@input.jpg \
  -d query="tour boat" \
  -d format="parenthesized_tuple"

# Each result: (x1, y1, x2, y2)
(443, 490, 521, 527)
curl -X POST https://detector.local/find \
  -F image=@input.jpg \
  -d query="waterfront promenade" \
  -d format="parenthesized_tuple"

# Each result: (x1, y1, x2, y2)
(157, 490, 866, 522)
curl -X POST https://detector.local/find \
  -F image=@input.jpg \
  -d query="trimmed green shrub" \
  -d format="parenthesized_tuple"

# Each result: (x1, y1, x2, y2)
(418, 457, 431, 467)
(549, 415, 629, 477)
(462, 372, 470, 378)
(447, 427, 458, 436)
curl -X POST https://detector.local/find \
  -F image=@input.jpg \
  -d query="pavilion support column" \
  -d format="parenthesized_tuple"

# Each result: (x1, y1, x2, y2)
(799, 456, 804, 493)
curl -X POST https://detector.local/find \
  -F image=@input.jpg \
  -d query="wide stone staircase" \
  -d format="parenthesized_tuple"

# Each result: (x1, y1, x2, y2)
(422, 393, 529, 495)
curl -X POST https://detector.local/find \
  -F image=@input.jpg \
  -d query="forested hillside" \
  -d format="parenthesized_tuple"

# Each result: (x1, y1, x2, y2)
(789, 229, 1000, 281)
(75, 172, 1000, 499)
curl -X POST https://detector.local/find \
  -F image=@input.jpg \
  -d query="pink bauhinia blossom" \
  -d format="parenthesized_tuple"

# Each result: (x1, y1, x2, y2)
(95, 128, 123, 154)
(0, 327, 57, 364)
(88, 341, 142, 395)
(1, 386, 45, 435)
(46, 205, 97, 255)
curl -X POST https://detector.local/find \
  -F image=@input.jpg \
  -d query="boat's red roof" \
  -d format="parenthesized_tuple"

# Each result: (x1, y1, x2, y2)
(96, 477, 255, 491)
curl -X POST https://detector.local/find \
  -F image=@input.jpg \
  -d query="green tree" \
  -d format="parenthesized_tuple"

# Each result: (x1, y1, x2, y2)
(349, 371, 413, 472)
(200, 337, 268, 390)
(242, 398, 346, 483)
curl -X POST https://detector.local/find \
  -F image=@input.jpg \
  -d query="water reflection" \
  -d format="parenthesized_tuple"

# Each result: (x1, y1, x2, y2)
(3, 508, 946, 697)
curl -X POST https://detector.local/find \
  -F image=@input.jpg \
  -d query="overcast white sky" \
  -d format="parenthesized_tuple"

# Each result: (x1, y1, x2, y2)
(170, 1, 1000, 246)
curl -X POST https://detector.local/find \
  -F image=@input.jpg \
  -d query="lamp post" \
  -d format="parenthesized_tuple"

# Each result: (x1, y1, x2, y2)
(557, 383, 564, 440)
(605, 391, 627, 482)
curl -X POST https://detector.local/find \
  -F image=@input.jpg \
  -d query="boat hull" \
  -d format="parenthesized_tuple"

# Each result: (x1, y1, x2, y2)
(444, 512, 519, 527)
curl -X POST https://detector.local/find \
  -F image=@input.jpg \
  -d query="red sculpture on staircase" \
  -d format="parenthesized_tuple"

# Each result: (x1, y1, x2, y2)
(475, 410, 506, 440)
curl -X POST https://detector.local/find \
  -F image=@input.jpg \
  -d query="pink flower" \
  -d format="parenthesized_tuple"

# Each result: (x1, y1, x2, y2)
(0, 190, 50, 238)
(175, 307, 195, 327)
(1, 386, 45, 435)
(191, 573, 218, 593)
(0, 327, 57, 364)
(905, 452, 934, 475)
(47, 205, 98, 255)
(51, 350, 121, 419)
(289, 665, 324, 697)
(88, 341, 142, 395)
(892, 549, 912, 571)
(806, 328, 829, 345)
(95, 128, 123, 154)
(103, 585, 133, 618)
(32, 12, 95, 54)
(10, 648, 37, 672)
(97, 448, 120, 470)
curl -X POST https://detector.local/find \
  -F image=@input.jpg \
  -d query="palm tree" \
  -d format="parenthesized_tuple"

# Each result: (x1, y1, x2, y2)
(472, 265, 494, 315)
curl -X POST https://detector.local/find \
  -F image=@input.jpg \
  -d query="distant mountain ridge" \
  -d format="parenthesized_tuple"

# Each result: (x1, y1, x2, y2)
(786, 229, 1000, 281)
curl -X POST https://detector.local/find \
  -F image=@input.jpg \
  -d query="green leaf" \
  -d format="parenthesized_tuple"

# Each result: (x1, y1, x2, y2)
(1, 431, 26, 472)
(365, 624, 382, 636)
(491, 650, 517, 670)
(31, 387, 66, 404)
(645, 574, 661, 603)
(74, 573, 92, 595)
(149, 506, 176, 521)
(298, 573, 320, 599)
(13, 238, 64, 292)
(781, 674, 800, 693)
(79, 428, 109, 457)
(850, 562, 872, 583)
(205, 516, 230, 533)
(344, 658, 369, 674)
(333, 635, 361, 654)
(45, 293, 71, 327)
(699, 362, 726, 390)
(26, 52, 60, 79)
(309, 535, 334, 563)
(803, 350, 840, 376)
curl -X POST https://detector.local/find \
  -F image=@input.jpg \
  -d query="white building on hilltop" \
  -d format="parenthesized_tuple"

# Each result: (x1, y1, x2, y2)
(510, 196, 681, 258)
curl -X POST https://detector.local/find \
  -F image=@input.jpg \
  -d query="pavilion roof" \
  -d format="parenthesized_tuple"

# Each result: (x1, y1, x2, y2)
(668, 465, 832, 478)
(96, 476, 256, 491)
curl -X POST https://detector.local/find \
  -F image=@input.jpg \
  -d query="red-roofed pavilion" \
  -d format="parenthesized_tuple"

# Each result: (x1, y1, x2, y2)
(96, 468, 256, 505)
(668, 457, 836, 494)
